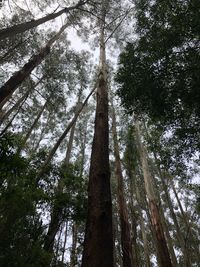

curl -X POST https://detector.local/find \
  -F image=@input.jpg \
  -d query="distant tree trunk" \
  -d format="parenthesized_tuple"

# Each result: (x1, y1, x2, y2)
(37, 88, 95, 179)
(144, 195, 162, 267)
(70, 223, 78, 267)
(61, 221, 68, 264)
(0, 90, 29, 124)
(0, 1, 87, 40)
(0, 22, 70, 104)
(170, 178, 196, 266)
(81, 3, 113, 266)
(140, 212, 151, 267)
(170, 179, 190, 230)
(18, 99, 48, 152)
(43, 124, 77, 259)
(126, 166, 139, 267)
(159, 204, 178, 267)
(31, 111, 51, 153)
(162, 174, 191, 266)
(42, 92, 93, 265)
(54, 222, 64, 264)
(0, 92, 28, 136)
(111, 101, 135, 267)
(0, 75, 44, 112)
(142, 121, 192, 267)
(134, 181, 152, 267)
(135, 120, 173, 267)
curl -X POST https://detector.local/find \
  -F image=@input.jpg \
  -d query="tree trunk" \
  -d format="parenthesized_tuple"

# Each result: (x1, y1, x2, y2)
(61, 221, 68, 264)
(19, 99, 48, 152)
(37, 88, 95, 179)
(42, 92, 92, 264)
(140, 212, 151, 267)
(111, 101, 135, 267)
(159, 204, 178, 267)
(126, 166, 139, 267)
(0, 1, 87, 40)
(0, 90, 29, 124)
(142, 121, 192, 267)
(70, 223, 78, 267)
(42, 118, 78, 258)
(0, 22, 70, 104)
(81, 4, 113, 265)
(0, 92, 28, 136)
(135, 120, 173, 267)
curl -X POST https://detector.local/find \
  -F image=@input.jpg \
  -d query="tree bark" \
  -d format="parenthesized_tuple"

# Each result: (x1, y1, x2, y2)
(111, 101, 135, 267)
(135, 120, 173, 267)
(0, 1, 87, 40)
(0, 22, 70, 104)
(81, 3, 113, 265)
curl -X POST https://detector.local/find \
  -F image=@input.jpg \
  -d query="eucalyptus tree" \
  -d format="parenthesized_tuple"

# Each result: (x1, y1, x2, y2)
(134, 120, 173, 267)
(79, 1, 134, 266)
(111, 98, 136, 267)
(116, 0, 200, 154)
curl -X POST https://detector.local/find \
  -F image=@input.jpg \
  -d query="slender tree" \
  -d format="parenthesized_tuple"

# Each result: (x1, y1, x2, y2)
(81, 2, 114, 266)
(135, 120, 173, 267)
(111, 99, 135, 267)
(0, 0, 88, 40)
(0, 20, 72, 104)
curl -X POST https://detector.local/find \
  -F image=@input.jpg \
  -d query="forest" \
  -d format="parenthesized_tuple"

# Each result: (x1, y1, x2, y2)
(0, 0, 199, 266)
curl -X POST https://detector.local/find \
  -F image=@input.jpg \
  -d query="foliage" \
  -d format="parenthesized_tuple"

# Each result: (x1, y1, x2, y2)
(116, 0, 200, 152)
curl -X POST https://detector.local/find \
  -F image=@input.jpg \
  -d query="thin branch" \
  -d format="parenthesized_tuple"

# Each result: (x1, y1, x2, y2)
(105, 8, 133, 44)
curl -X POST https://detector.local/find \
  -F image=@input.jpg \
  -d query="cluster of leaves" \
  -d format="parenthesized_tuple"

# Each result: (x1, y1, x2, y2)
(0, 133, 87, 266)
(0, 133, 49, 266)
(116, 0, 200, 152)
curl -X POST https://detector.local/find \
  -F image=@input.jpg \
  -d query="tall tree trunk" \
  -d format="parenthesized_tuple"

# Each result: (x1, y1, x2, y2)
(142, 121, 192, 267)
(159, 204, 178, 267)
(126, 165, 139, 267)
(135, 120, 173, 267)
(0, 1, 87, 40)
(111, 101, 135, 267)
(81, 3, 113, 265)
(70, 223, 78, 267)
(160, 170, 191, 266)
(139, 211, 151, 267)
(0, 22, 70, 104)
(144, 194, 163, 267)
(134, 181, 152, 267)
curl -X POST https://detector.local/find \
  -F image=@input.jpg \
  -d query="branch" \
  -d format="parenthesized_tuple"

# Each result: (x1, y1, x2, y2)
(105, 8, 133, 44)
